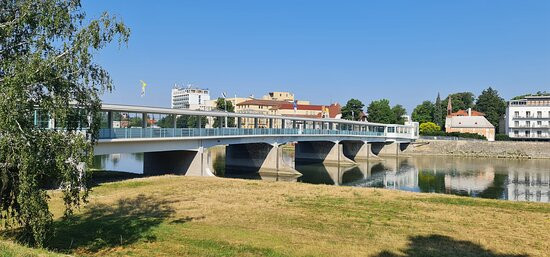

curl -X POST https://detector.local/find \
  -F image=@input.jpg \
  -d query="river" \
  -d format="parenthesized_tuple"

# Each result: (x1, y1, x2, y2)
(93, 149, 550, 203)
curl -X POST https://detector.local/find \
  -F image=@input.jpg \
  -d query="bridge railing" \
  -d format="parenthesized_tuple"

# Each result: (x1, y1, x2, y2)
(98, 128, 387, 140)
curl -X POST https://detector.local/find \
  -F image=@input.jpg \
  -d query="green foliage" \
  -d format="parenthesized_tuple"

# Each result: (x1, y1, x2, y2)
(495, 134, 514, 141)
(421, 131, 487, 140)
(444, 92, 475, 112)
(157, 115, 208, 128)
(391, 104, 407, 125)
(511, 91, 550, 100)
(419, 122, 441, 134)
(367, 99, 393, 123)
(434, 93, 443, 127)
(366, 99, 406, 124)
(0, 0, 129, 246)
(128, 117, 143, 127)
(341, 99, 364, 121)
(213, 98, 235, 127)
(412, 101, 434, 124)
(156, 115, 176, 128)
(475, 87, 506, 129)
(187, 116, 208, 128)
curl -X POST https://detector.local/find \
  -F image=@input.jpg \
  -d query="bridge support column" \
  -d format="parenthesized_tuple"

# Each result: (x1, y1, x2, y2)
(237, 117, 242, 128)
(142, 113, 147, 128)
(143, 148, 214, 176)
(225, 143, 296, 173)
(281, 119, 286, 129)
(295, 141, 355, 165)
(107, 111, 113, 129)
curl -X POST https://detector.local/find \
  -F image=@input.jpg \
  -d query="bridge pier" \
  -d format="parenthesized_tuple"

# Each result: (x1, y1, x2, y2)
(342, 141, 372, 161)
(371, 142, 410, 157)
(143, 148, 214, 176)
(225, 143, 296, 173)
(295, 141, 355, 165)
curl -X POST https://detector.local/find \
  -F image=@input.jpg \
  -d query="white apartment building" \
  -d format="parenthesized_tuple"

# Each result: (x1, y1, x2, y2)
(505, 96, 550, 140)
(171, 86, 211, 110)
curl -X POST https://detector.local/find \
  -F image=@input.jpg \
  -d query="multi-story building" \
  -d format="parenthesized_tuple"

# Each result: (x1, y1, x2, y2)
(505, 96, 550, 140)
(262, 91, 295, 102)
(171, 85, 211, 110)
(235, 98, 341, 128)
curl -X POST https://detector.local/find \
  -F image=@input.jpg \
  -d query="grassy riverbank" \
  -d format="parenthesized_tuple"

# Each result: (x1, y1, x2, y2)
(2, 175, 549, 257)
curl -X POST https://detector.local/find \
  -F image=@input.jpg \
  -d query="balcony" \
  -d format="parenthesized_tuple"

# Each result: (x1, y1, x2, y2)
(512, 116, 550, 119)
(509, 125, 550, 129)
(510, 134, 550, 139)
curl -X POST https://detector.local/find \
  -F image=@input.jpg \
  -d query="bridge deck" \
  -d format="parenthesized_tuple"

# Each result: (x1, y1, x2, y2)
(99, 128, 392, 140)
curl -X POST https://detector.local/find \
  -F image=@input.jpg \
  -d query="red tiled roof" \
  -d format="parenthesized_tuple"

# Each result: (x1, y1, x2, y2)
(275, 103, 323, 111)
(327, 103, 341, 118)
(448, 109, 485, 117)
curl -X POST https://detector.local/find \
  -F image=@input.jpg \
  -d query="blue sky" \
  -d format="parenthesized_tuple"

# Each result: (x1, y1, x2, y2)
(84, 0, 550, 113)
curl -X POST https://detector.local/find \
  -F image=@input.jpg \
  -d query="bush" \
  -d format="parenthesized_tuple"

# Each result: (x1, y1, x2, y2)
(421, 131, 487, 140)
(495, 134, 514, 141)
(419, 122, 441, 134)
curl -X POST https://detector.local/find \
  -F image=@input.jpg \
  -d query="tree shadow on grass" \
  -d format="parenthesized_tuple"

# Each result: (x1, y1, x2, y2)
(46, 194, 176, 253)
(374, 234, 529, 257)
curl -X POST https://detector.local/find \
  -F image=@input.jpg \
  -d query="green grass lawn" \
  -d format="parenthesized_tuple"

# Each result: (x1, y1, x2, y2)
(1, 175, 549, 257)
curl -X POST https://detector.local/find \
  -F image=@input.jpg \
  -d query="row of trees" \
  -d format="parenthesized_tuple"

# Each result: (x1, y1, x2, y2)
(411, 87, 506, 130)
(341, 98, 407, 124)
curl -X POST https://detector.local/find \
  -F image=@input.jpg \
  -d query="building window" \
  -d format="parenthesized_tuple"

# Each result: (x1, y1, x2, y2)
(526, 111, 531, 117)
(514, 111, 519, 118)
(514, 130, 519, 136)
(526, 121, 531, 127)
(514, 121, 519, 127)
(537, 111, 542, 118)
(537, 131, 542, 137)
(537, 121, 542, 127)
(525, 131, 530, 137)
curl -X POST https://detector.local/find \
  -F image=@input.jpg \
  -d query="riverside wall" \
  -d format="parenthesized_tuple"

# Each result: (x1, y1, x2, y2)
(403, 140, 550, 159)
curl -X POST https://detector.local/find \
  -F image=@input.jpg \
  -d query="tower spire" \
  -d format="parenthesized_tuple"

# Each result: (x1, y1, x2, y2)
(447, 96, 452, 116)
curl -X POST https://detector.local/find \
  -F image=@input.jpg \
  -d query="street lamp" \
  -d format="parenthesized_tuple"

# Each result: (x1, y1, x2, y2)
(222, 92, 228, 128)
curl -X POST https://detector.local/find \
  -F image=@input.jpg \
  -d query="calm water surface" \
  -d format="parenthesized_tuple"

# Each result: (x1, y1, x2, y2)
(94, 149, 550, 203)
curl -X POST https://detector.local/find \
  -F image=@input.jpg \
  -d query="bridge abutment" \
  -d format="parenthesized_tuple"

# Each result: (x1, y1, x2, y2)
(295, 141, 355, 165)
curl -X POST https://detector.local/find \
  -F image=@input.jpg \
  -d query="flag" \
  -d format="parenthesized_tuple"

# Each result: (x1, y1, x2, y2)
(140, 80, 147, 97)
(293, 100, 298, 112)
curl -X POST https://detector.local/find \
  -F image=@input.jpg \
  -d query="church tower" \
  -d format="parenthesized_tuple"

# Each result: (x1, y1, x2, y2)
(447, 96, 452, 116)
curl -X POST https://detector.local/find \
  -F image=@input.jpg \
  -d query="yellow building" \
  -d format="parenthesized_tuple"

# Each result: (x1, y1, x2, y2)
(235, 99, 341, 128)
(262, 91, 295, 102)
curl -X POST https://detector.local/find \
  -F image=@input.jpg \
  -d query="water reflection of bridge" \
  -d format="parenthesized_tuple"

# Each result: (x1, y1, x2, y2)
(301, 157, 550, 203)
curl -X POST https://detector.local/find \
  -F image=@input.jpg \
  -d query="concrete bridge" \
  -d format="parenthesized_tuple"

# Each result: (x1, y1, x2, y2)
(95, 104, 419, 176)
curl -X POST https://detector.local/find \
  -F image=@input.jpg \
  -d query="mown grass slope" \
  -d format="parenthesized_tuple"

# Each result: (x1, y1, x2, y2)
(1, 175, 549, 257)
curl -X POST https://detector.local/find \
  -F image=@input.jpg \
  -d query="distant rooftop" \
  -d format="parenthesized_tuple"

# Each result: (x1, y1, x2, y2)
(509, 95, 550, 106)
(445, 116, 494, 128)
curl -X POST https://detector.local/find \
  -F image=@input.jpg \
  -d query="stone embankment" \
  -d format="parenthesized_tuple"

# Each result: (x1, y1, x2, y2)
(404, 140, 550, 159)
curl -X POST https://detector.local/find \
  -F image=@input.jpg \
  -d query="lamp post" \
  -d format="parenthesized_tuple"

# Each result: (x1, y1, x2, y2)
(222, 92, 228, 128)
